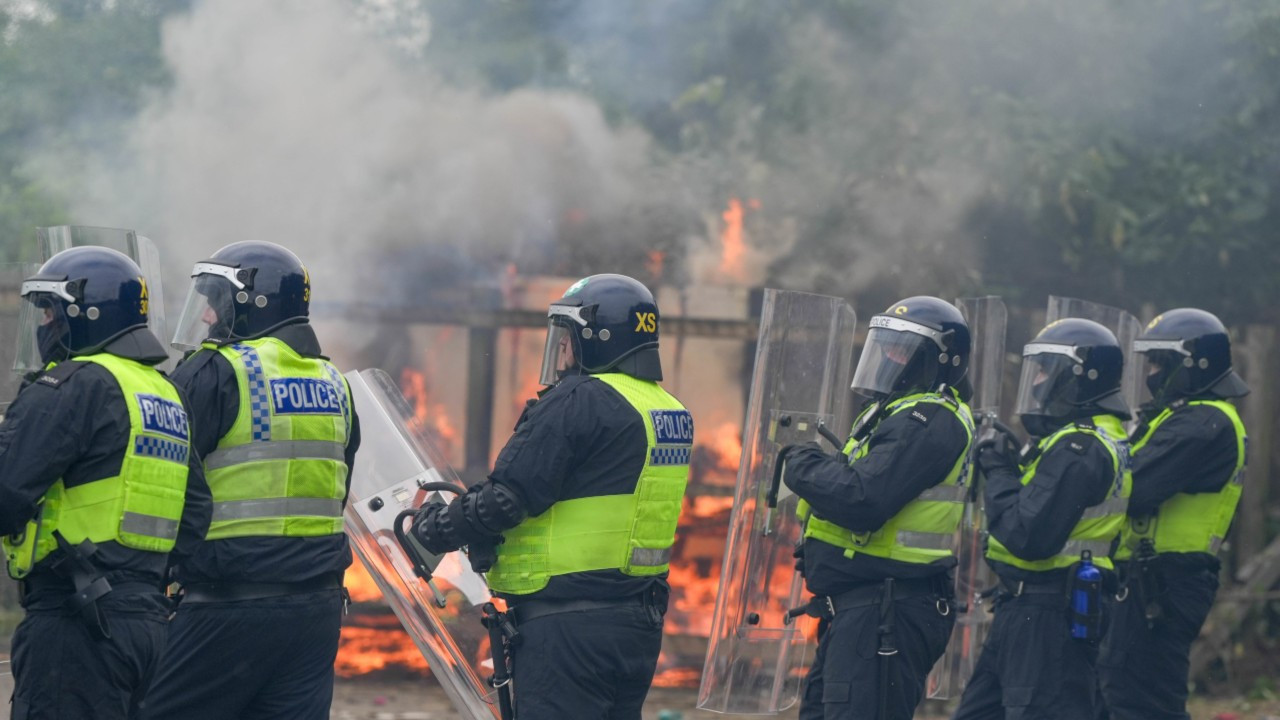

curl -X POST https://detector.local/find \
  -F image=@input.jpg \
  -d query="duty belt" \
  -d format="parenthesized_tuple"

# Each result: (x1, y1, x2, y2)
(787, 575, 946, 622)
(180, 574, 341, 603)
(509, 592, 656, 626)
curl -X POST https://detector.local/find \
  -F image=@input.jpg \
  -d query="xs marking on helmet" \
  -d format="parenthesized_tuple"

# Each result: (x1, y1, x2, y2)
(635, 312, 657, 333)
(1146, 314, 1162, 330)
(894, 305, 908, 315)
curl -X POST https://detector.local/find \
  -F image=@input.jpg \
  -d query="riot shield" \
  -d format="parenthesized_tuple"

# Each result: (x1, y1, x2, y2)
(1044, 296, 1142, 415)
(36, 226, 169, 351)
(342, 368, 500, 720)
(698, 290, 857, 714)
(1, 263, 40, 411)
(926, 296, 1007, 699)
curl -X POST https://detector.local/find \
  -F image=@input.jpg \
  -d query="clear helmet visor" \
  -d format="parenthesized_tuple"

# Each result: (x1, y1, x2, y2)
(850, 327, 935, 398)
(1013, 348, 1080, 418)
(14, 294, 70, 373)
(1132, 340, 1190, 407)
(170, 267, 238, 351)
(538, 319, 581, 386)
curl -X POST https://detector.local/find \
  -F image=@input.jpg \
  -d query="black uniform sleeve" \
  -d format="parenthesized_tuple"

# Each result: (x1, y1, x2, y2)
(170, 384, 213, 563)
(487, 384, 583, 517)
(343, 401, 361, 500)
(1127, 405, 1241, 517)
(782, 402, 969, 534)
(169, 349, 239, 458)
(984, 432, 1115, 561)
(0, 373, 101, 535)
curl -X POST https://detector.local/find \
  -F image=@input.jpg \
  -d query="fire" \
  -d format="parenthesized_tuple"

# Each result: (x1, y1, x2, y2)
(646, 250, 665, 284)
(345, 560, 384, 603)
(400, 366, 460, 458)
(719, 198, 745, 279)
(707, 421, 743, 469)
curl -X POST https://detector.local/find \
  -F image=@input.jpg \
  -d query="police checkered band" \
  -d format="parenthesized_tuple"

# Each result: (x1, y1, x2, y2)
(322, 363, 351, 439)
(233, 343, 272, 441)
(650, 445, 691, 466)
(134, 436, 190, 465)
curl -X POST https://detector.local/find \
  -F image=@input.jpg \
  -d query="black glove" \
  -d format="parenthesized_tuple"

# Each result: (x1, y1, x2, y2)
(975, 434, 1019, 477)
(778, 441, 824, 494)
(412, 499, 459, 556)
(466, 539, 499, 574)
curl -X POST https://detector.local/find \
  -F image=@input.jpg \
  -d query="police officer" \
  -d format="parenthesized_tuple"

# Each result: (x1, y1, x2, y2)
(0, 247, 210, 720)
(951, 318, 1132, 720)
(781, 297, 974, 720)
(1097, 309, 1248, 720)
(139, 242, 360, 720)
(411, 274, 692, 720)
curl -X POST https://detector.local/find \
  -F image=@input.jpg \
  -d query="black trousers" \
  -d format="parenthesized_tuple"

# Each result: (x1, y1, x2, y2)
(137, 588, 344, 720)
(510, 602, 664, 720)
(799, 593, 954, 720)
(10, 603, 168, 720)
(951, 594, 1099, 720)
(1096, 568, 1218, 720)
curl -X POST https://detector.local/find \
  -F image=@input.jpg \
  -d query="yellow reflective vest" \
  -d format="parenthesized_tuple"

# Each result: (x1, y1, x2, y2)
(203, 337, 352, 540)
(4, 353, 190, 579)
(1116, 400, 1246, 559)
(797, 390, 975, 565)
(987, 415, 1132, 572)
(486, 373, 693, 596)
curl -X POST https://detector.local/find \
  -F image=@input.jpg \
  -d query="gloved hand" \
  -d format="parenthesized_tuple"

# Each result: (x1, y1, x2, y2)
(975, 436, 1018, 477)
(778, 441, 824, 494)
(466, 539, 500, 574)
(412, 499, 459, 556)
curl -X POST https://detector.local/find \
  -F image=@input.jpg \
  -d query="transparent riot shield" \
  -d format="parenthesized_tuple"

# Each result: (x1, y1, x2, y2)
(1045, 296, 1142, 415)
(698, 290, 857, 714)
(1, 263, 40, 411)
(927, 296, 1007, 699)
(36, 226, 169, 349)
(343, 369, 499, 720)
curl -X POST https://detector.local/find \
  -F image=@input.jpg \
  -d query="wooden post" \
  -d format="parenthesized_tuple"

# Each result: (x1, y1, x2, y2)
(1231, 324, 1275, 574)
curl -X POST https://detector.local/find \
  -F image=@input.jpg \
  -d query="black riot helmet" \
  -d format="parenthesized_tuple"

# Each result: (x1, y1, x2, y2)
(851, 296, 971, 401)
(1015, 318, 1130, 437)
(538, 274, 663, 385)
(1135, 308, 1248, 407)
(171, 241, 310, 350)
(18, 246, 152, 366)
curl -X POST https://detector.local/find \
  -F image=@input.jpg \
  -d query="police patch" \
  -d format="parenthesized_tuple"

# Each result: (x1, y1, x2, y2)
(270, 377, 343, 415)
(136, 394, 189, 442)
(651, 410, 694, 445)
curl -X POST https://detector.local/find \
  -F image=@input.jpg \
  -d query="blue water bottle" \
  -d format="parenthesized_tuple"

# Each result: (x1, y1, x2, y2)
(1070, 550, 1102, 641)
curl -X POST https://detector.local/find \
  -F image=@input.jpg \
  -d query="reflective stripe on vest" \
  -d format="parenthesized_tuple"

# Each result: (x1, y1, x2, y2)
(485, 373, 692, 596)
(203, 338, 351, 540)
(1117, 399, 1246, 558)
(4, 353, 190, 579)
(797, 390, 975, 565)
(986, 415, 1132, 572)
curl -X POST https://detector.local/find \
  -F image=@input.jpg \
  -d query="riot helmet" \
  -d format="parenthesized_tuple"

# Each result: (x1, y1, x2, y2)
(1134, 308, 1248, 407)
(17, 247, 152, 368)
(1015, 318, 1129, 437)
(850, 296, 970, 400)
(171, 241, 310, 351)
(538, 274, 662, 385)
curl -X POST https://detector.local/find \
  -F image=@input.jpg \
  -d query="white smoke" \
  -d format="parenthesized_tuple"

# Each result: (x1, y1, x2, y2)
(47, 0, 665, 304)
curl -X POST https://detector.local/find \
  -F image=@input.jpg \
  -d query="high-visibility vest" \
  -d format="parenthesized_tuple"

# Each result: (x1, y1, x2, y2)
(987, 415, 1132, 572)
(1116, 400, 1246, 559)
(4, 353, 190, 579)
(797, 390, 975, 565)
(203, 337, 352, 540)
(486, 373, 693, 596)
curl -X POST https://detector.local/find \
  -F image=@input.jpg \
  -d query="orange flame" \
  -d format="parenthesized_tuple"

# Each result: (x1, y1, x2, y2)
(400, 368, 460, 457)
(719, 198, 745, 280)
